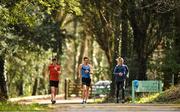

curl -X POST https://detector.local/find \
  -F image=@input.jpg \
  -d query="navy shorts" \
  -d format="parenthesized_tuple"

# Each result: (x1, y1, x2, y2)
(82, 78, 91, 86)
(50, 80, 59, 88)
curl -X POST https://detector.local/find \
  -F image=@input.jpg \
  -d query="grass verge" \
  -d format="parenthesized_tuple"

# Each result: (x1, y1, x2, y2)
(0, 101, 49, 111)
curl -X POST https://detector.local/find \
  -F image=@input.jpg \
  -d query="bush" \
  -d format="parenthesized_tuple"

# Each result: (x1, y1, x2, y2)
(137, 84, 180, 104)
(154, 85, 180, 103)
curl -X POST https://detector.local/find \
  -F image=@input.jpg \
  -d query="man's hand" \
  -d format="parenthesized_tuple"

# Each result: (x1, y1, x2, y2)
(119, 73, 123, 76)
(85, 70, 89, 74)
(54, 67, 57, 71)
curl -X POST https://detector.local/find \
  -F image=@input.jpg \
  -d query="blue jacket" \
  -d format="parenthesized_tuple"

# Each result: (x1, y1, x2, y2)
(113, 65, 126, 82)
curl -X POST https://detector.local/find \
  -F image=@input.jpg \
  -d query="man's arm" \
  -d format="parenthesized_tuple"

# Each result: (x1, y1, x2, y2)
(59, 65, 61, 74)
(57, 67, 61, 74)
(89, 64, 93, 74)
(89, 64, 93, 79)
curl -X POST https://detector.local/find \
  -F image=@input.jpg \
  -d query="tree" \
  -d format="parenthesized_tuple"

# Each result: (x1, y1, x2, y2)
(0, 0, 82, 99)
(0, 5, 11, 100)
(161, 5, 180, 88)
(121, 0, 128, 58)
(127, 0, 176, 80)
(79, 0, 119, 95)
(0, 55, 8, 100)
(174, 6, 180, 84)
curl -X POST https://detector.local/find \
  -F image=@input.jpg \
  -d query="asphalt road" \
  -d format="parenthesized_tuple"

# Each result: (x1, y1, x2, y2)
(50, 104, 180, 112)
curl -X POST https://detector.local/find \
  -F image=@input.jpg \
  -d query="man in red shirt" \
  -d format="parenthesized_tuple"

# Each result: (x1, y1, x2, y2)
(48, 58, 61, 104)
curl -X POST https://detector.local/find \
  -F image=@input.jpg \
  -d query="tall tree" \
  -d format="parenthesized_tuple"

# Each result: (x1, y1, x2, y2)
(80, 0, 123, 96)
(162, 5, 180, 88)
(174, 6, 180, 84)
(0, 5, 10, 101)
(0, 0, 82, 99)
(0, 55, 8, 100)
(127, 0, 175, 80)
(121, 0, 128, 58)
(76, 35, 86, 80)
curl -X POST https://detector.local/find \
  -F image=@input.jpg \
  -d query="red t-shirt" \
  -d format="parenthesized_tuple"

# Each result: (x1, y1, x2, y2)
(48, 64, 60, 81)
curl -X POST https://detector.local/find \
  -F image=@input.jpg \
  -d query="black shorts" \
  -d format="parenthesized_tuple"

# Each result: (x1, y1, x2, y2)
(82, 78, 91, 86)
(50, 80, 59, 88)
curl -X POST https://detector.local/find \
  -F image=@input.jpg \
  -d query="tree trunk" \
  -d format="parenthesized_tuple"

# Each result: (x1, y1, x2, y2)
(17, 80, 23, 96)
(38, 78, 46, 95)
(32, 78, 38, 95)
(0, 55, 8, 101)
(110, 17, 121, 96)
(88, 36, 94, 64)
(121, 0, 128, 58)
(73, 40, 78, 80)
(137, 56, 148, 80)
(136, 32, 148, 80)
(76, 36, 86, 80)
(73, 18, 78, 80)
(174, 7, 180, 84)
(127, 0, 149, 80)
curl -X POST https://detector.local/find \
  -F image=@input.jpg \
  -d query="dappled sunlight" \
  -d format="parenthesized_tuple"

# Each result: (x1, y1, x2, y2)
(0, 1, 180, 111)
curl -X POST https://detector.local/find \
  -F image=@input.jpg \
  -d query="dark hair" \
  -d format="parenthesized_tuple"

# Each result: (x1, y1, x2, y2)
(52, 58, 57, 61)
(84, 57, 89, 60)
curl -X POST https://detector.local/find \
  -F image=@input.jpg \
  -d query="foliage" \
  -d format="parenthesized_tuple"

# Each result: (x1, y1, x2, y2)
(0, 0, 82, 98)
(137, 85, 180, 104)
(154, 85, 180, 103)
(0, 0, 179, 99)
(0, 0, 82, 55)
(5, 47, 51, 97)
(0, 101, 48, 111)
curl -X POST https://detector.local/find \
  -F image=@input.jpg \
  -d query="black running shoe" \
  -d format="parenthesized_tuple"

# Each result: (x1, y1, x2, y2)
(51, 100, 56, 104)
(116, 98, 119, 103)
(81, 101, 85, 104)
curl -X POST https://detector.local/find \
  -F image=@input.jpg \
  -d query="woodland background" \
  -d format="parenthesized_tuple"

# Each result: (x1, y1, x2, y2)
(0, 0, 180, 100)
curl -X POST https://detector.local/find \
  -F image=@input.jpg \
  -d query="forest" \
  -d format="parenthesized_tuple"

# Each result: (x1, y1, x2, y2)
(0, 0, 180, 101)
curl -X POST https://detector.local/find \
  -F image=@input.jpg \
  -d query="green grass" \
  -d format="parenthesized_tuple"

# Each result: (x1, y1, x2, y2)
(0, 101, 49, 111)
(137, 85, 180, 104)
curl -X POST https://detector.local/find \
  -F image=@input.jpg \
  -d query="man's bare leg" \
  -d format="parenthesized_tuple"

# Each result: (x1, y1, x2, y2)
(51, 87, 55, 101)
(82, 85, 86, 103)
(54, 88, 58, 99)
(85, 86, 90, 103)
